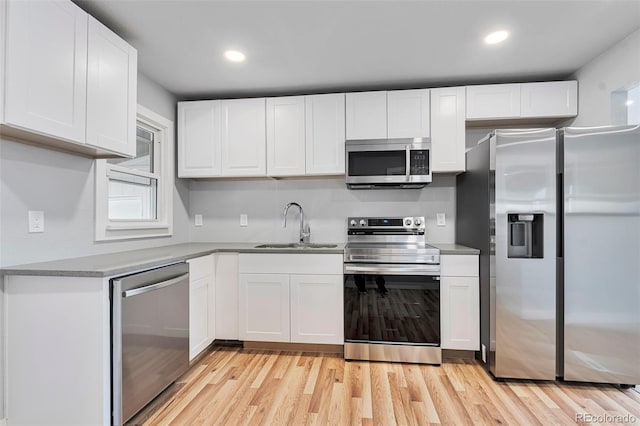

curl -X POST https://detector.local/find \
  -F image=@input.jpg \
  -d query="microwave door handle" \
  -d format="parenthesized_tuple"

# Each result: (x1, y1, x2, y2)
(405, 146, 410, 181)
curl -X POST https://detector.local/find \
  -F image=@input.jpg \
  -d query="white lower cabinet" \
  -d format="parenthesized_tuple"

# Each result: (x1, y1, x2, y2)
(440, 255, 480, 351)
(290, 274, 343, 344)
(187, 254, 215, 360)
(238, 253, 343, 344)
(239, 273, 291, 342)
(215, 252, 239, 339)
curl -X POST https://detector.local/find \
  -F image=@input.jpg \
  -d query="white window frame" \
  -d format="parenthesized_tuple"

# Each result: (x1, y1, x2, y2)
(95, 105, 174, 241)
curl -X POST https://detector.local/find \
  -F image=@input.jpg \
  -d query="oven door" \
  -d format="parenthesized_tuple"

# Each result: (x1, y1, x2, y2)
(343, 263, 441, 364)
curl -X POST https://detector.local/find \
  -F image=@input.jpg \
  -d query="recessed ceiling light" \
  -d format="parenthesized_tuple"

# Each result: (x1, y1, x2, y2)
(625, 100, 634, 106)
(484, 30, 509, 45)
(224, 50, 246, 62)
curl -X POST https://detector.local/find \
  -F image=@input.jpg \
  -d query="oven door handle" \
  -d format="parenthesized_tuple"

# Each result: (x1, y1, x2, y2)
(344, 263, 440, 276)
(121, 273, 189, 298)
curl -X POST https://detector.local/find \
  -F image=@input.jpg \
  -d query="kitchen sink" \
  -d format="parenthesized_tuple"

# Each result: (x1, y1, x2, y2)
(254, 243, 338, 249)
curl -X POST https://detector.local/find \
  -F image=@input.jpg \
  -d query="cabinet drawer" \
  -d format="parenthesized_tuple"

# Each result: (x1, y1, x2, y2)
(187, 254, 214, 281)
(440, 255, 478, 277)
(239, 253, 342, 275)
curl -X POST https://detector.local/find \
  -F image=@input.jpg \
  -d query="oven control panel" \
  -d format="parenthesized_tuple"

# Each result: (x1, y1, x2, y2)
(348, 216, 426, 231)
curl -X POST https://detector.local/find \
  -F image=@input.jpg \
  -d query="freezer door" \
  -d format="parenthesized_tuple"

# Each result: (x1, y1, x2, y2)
(563, 125, 640, 385)
(492, 128, 558, 380)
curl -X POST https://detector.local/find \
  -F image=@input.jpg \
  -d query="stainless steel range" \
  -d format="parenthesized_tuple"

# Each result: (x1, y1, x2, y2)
(343, 216, 441, 364)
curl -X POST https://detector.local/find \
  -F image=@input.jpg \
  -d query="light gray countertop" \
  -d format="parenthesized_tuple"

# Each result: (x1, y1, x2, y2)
(431, 243, 480, 255)
(0, 241, 479, 278)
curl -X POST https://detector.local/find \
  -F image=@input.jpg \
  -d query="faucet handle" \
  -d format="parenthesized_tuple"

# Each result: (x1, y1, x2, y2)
(302, 223, 311, 243)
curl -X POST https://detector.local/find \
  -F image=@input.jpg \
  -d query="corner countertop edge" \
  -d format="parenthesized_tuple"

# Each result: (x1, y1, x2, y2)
(1, 241, 480, 278)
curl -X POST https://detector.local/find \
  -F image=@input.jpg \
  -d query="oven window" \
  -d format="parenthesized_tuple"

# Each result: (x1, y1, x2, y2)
(348, 150, 406, 176)
(344, 274, 440, 345)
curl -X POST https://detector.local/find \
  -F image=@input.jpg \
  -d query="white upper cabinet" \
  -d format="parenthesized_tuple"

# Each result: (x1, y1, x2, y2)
(220, 98, 267, 176)
(4, 0, 88, 144)
(387, 89, 430, 138)
(305, 93, 346, 175)
(1, 0, 137, 158)
(430, 86, 466, 173)
(467, 81, 577, 120)
(466, 84, 521, 120)
(266, 96, 306, 176)
(521, 81, 578, 118)
(346, 90, 430, 140)
(86, 16, 137, 157)
(346, 91, 387, 139)
(178, 100, 221, 177)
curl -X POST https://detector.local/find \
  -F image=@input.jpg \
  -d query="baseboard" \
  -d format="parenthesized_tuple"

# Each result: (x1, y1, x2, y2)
(442, 349, 476, 361)
(0, 417, 7, 426)
(243, 341, 344, 355)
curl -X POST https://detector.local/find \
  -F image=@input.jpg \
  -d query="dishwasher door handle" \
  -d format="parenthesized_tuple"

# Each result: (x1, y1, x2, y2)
(120, 273, 189, 298)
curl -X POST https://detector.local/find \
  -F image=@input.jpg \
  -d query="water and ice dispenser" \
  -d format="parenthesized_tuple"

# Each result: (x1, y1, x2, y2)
(507, 213, 544, 258)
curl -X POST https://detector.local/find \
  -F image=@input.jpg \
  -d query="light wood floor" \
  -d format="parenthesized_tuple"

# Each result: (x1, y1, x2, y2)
(128, 346, 640, 425)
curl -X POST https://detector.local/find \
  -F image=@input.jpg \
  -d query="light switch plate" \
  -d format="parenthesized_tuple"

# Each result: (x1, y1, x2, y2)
(194, 214, 203, 227)
(28, 210, 45, 233)
(436, 213, 446, 227)
(240, 214, 248, 227)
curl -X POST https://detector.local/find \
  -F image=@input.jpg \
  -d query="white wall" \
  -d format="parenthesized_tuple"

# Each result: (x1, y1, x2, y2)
(189, 175, 457, 244)
(0, 72, 189, 267)
(571, 28, 640, 126)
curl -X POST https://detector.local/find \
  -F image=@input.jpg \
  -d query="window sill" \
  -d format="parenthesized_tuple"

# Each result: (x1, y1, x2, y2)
(106, 223, 170, 231)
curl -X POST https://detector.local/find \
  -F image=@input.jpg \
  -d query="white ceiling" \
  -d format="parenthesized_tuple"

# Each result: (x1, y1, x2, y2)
(74, 0, 640, 99)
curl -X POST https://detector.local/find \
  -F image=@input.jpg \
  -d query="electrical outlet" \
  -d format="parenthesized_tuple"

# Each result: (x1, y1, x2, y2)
(28, 211, 45, 233)
(436, 213, 446, 227)
(240, 214, 248, 227)
(482, 344, 487, 363)
(194, 214, 203, 227)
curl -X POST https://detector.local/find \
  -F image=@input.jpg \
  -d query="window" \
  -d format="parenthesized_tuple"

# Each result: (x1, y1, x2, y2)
(95, 105, 174, 240)
(611, 81, 640, 126)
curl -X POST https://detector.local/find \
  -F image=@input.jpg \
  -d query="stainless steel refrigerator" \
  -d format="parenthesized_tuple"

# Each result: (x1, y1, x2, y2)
(456, 125, 640, 385)
(562, 125, 640, 385)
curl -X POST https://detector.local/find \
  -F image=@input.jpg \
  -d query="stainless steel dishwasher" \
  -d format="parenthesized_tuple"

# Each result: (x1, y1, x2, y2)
(111, 262, 190, 425)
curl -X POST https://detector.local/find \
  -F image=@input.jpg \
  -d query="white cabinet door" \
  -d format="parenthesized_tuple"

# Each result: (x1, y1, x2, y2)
(345, 91, 387, 139)
(189, 275, 210, 360)
(215, 253, 239, 340)
(290, 274, 343, 344)
(430, 86, 466, 173)
(4, 0, 88, 143)
(188, 255, 214, 360)
(466, 84, 521, 120)
(86, 16, 137, 157)
(178, 100, 221, 177)
(521, 81, 578, 118)
(220, 98, 266, 176)
(266, 96, 306, 176)
(440, 276, 480, 351)
(239, 273, 290, 342)
(305, 93, 346, 175)
(387, 89, 430, 138)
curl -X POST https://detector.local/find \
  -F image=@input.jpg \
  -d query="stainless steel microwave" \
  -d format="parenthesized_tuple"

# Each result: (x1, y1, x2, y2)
(345, 138, 432, 189)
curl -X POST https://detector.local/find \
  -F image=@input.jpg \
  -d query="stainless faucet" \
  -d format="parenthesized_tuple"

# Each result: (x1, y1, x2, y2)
(282, 202, 310, 243)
